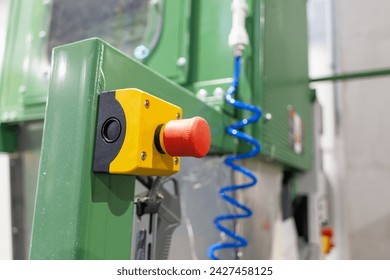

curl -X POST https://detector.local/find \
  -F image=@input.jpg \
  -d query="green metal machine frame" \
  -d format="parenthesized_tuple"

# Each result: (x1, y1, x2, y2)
(29, 38, 237, 259)
(1, 0, 314, 170)
(148, 0, 314, 170)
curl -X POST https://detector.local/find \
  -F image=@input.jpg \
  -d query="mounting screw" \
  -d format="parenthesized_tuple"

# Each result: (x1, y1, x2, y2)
(18, 85, 26, 94)
(141, 151, 147, 161)
(39, 31, 46, 38)
(176, 57, 187, 67)
(144, 100, 150, 109)
(176, 113, 181, 120)
(196, 89, 208, 99)
(213, 87, 224, 98)
(174, 157, 179, 165)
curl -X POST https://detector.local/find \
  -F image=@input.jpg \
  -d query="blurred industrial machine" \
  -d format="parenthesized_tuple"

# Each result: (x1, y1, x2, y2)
(0, 0, 333, 260)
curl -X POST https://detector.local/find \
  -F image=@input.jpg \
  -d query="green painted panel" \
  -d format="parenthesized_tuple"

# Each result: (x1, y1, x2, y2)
(184, 0, 312, 170)
(185, 0, 254, 121)
(253, 0, 313, 170)
(145, 0, 191, 84)
(189, 0, 235, 82)
(0, 0, 49, 123)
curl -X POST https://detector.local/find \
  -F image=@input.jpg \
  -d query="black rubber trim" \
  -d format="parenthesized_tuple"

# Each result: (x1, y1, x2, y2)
(154, 124, 165, 154)
(93, 91, 126, 173)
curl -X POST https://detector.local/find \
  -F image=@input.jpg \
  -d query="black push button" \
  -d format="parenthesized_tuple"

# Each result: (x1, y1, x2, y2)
(101, 117, 121, 143)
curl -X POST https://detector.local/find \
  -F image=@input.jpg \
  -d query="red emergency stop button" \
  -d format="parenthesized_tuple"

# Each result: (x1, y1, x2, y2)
(155, 117, 211, 158)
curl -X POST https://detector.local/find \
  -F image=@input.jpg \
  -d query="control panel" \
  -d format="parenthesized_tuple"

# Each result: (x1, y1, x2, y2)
(93, 88, 211, 176)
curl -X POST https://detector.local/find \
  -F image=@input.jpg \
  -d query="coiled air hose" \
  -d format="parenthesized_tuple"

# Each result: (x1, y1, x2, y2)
(208, 55, 262, 260)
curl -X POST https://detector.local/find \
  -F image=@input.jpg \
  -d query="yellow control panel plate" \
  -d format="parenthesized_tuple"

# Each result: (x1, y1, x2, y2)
(93, 88, 182, 176)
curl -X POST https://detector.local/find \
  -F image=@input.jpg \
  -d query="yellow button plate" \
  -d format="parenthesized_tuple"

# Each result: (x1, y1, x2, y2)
(109, 88, 182, 176)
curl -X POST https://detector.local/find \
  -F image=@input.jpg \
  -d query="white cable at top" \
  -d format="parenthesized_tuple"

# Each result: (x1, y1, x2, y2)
(228, 0, 249, 53)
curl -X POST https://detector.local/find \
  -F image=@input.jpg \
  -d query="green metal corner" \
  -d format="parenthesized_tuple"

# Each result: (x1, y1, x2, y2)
(30, 39, 135, 259)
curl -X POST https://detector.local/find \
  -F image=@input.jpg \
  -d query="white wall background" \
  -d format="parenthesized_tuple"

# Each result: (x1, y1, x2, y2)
(310, 0, 390, 259)
(0, 0, 12, 260)
(0, 154, 12, 260)
(335, 0, 390, 259)
(308, 0, 350, 259)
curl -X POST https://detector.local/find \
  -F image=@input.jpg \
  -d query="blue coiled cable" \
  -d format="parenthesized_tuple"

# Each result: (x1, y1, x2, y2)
(208, 55, 262, 260)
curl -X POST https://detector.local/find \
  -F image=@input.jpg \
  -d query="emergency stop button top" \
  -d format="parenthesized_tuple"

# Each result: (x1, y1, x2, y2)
(160, 117, 211, 158)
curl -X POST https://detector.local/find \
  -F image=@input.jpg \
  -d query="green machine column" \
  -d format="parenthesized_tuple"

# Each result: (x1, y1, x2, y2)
(30, 38, 237, 259)
(29, 39, 135, 260)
